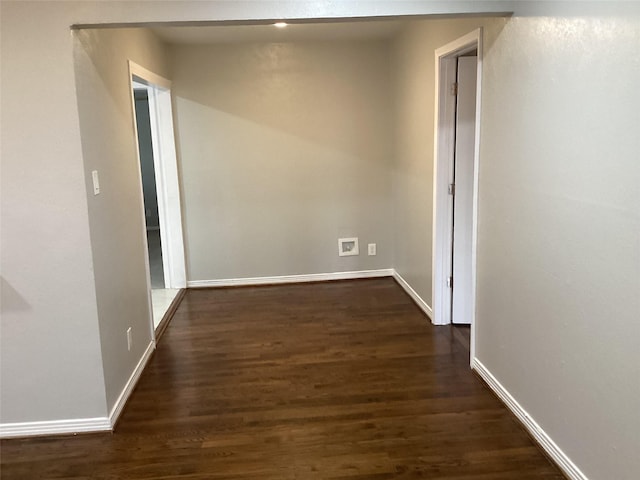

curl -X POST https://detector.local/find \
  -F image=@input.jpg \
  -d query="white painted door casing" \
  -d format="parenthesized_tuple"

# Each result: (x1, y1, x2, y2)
(451, 56, 477, 325)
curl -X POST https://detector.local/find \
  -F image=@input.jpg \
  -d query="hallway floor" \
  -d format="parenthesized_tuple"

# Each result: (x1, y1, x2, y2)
(147, 228, 179, 328)
(0, 278, 564, 479)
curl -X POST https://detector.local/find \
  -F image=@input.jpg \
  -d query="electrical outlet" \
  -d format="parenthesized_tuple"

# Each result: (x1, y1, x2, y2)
(368, 243, 376, 256)
(126, 327, 132, 351)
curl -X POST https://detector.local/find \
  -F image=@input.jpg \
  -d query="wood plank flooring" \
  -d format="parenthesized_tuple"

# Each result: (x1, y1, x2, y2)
(0, 278, 564, 479)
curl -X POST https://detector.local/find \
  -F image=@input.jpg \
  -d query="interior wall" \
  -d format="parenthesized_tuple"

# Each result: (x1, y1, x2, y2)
(0, 0, 512, 430)
(169, 40, 394, 281)
(391, 17, 504, 309)
(477, 11, 640, 480)
(0, 2, 108, 424)
(73, 27, 170, 413)
(4, 3, 638, 478)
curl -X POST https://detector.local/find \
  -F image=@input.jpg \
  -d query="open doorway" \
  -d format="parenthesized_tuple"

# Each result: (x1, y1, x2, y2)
(432, 30, 482, 361)
(133, 88, 164, 287)
(129, 62, 187, 336)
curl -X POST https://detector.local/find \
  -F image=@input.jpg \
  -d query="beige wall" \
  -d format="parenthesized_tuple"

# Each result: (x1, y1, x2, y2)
(73, 28, 170, 413)
(392, 11, 640, 478)
(0, 2, 107, 423)
(170, 41, 394, 281)
(0, 0, 509, 428)
(477, 12, 640, 480)
(392, 17, 505, 308)
(2, 1, 640, 478)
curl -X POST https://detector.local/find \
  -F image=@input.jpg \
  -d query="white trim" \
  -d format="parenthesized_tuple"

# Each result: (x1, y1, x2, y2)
(338, 237, 359, 256)
(1, 340, 157, 438)
(392, 271, 433, 320)
(129, 61, 187, 291)
(187, 269, 393, 288)
(146, 82, 187, 289)
(128, 64, 156, 344)
(108, 340, 156, 427)
(129, 62, 171, 89)
(472, 358, 588, 480)
(432, 54, 457, 326)
(188, 270, 434, 326)
(128, 61, 187, 344)
(432, 29, 482, 363)
(0, 417, 111, 439)
(469, 31, 483, 365)
(432, 29, 482, 326)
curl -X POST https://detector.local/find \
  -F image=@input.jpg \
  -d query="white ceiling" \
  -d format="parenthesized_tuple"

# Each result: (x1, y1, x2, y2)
(152, 20, 406, 45)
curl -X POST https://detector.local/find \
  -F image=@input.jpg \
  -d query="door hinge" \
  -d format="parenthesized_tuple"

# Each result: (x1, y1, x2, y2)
(451, 82, 458, 96)
(448, 183, 456, 196)
(447, 276, 453, 288)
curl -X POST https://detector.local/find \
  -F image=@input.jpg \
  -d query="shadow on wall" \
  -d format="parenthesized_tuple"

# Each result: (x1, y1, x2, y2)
(1, 277, 31, 313)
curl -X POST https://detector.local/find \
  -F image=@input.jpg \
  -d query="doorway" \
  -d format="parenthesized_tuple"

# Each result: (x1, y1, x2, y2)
(432, 30, 482, 361)
(129, 62, 187, 335)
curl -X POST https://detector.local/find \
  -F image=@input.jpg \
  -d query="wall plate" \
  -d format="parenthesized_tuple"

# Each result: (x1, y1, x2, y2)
(338, 237, 359, 256)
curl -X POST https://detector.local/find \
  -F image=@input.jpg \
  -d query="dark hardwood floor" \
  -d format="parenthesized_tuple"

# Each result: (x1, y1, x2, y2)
(1, 278, 564, 479)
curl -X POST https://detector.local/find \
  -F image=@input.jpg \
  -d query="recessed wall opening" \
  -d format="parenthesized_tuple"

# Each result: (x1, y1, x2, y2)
(73, 15, 501, 357)
(129, 64, 187, 337)
(69, 17, 505, 423)
(132, 81, 179, 329)
(432, 29, 483, 364)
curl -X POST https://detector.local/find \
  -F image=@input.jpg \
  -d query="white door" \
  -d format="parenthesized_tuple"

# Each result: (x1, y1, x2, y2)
(451, 56, 477, 325)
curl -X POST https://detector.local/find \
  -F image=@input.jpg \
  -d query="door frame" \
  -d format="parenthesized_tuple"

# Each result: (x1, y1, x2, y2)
(128, 61, 187, 338)
(432, 29, 482, 361)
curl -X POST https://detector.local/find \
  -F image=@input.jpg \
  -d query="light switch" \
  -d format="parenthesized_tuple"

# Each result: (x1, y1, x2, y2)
(91, 170, 100, 195)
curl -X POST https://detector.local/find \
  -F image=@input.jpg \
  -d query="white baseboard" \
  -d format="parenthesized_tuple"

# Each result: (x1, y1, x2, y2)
(187, 269, 394, 288)
(472, 358, 588, 480)
(1, 272, 431, 439)
(0, 341, 156, 439)
(109, 340, 156, 427)
(0, 416, 111, 439)
(392, 271, 433, 320)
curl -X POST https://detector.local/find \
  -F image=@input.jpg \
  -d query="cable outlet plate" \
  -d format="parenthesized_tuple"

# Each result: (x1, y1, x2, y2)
(338, 237, 359, 256)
